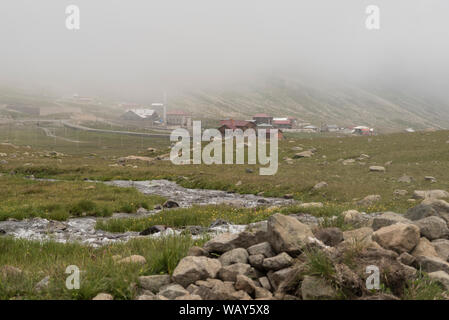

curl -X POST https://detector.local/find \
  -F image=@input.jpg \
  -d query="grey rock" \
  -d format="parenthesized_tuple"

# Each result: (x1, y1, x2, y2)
(159, 284, 189, 299)
(301, 276, 336, 300)
(138, 275, 171, 293)
(219, 248, 249, 266)
(247, 242, 275, 258)
(414, 216, 449, 240)
(262, 252, 293, 271)
(372, 212, 411, 231)
(172, 256, 221, 287)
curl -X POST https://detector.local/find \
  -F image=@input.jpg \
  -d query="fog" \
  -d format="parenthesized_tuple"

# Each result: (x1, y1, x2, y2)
(1, 0, 448, 102)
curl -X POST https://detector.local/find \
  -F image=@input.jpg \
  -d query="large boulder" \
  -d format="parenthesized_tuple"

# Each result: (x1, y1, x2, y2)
(172, 256, 222, 287)
(218, 248, 249, 266)
(372, 212, 411, 231)
(372, 223, 420, 253)
(267, 213, 314, 256)
(301, 276, 336, 300)
(357, 195, 381, 206)
(413, 216, 449, 240)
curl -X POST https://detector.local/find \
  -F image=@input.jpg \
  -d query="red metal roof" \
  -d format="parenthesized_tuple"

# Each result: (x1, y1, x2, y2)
(272, 120, 291, 125)
(219, 120, 254, 129)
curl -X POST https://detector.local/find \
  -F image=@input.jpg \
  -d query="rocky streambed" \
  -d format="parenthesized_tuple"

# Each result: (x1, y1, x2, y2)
(0, 179, 297, 246)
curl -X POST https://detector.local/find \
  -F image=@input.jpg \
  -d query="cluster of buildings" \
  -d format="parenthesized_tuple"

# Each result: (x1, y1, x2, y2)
(120, 105, 192, 128)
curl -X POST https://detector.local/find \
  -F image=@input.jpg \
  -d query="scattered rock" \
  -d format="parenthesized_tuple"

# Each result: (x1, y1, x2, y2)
(209, 219, 230, 228)
(293, 151, 313, 158)
(117, 255, 147, 265)
(397, 175, 413, 183)
(139, 225, 166, 236)
(357, 195, 381, 206)
(298, 202, 323, 209)
(415, 255, 449, 274)
(163, 200, 179, 208)
(313, 181, 328, 190)
(413, 190, 449, 200)
(172, 256, 222, 287)
(342, 159, 356, 165)
(1, 265, 23, 278)
(92, 293, 114, 300)
(372, 223, 420, 253)
(393, 190, 408, 197)
(203, 233, 240, 253)
(283, 194, 293, 199)
(248, 254, 264, 269)
(34, 276, 50, 292)
(342, 210, 364, 225)
(398, 252, 416, 266)
(369, 166, 386, 172)
(425, 176, 437, 183)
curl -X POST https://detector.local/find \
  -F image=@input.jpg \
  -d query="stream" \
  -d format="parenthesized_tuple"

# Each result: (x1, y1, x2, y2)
(0, 179, 297, 246)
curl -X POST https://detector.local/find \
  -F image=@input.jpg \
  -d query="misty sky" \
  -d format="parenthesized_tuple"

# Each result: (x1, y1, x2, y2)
(0, 0, 448, 101)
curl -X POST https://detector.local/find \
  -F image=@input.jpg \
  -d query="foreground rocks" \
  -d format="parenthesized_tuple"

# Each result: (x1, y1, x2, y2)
(132, 196, 449, 300)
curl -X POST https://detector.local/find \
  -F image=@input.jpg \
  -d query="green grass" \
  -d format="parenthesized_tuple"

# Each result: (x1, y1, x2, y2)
(0, 176, 166, 221)
(402, 272, 446, 300)
(96, 204, 278, 233)
(2, 124, 448, 214)
(0, 235, 207, 300)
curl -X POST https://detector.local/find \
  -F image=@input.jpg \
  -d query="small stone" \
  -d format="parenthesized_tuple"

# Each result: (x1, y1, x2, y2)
(117, 255, 147, 265)
(35, 276, 50, 292)
(357, 195, 381, 206)
(163, 200, 179, 208)
(369, 166, 386, 172)
(92, 293, 113, 300)
(139, 225, 166, 236)
(313, 181, 328, 190)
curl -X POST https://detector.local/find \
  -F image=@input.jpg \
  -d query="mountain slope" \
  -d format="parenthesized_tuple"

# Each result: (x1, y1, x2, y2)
(170, 77, 449, 132)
